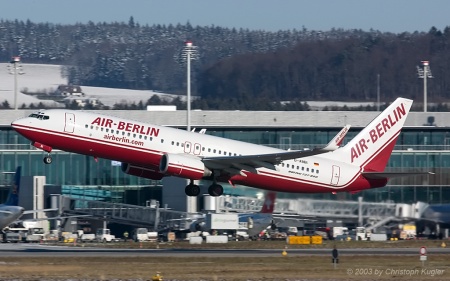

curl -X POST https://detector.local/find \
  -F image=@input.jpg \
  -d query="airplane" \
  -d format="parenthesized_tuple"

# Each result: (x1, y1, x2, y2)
(238, 191, 277, 238)
(188, 191, 277, 238)
(417, 204, 450, 237)
(0, 167, 25, 230)
(11, 97, 432, 197)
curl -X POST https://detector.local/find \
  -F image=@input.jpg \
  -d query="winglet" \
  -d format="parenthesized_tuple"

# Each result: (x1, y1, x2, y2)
(323, 125, 351, 151)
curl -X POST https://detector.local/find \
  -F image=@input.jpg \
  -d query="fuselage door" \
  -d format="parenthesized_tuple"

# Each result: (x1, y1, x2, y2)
(331, 165, 340, 185)
(193, 143, 201, 155)
(64, 113, 75, 133)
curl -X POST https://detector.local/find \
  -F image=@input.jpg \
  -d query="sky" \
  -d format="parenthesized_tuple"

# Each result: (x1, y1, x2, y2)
(0, 0, 449, 34)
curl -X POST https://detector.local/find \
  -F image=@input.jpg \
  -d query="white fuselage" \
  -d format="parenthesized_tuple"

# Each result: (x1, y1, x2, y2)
(11, 109, 394, 194)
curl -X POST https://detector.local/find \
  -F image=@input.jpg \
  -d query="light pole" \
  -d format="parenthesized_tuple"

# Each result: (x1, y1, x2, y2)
(417, 60, 433, 112)
(181, 41, 198, 131)
(8, 56, 24, 110)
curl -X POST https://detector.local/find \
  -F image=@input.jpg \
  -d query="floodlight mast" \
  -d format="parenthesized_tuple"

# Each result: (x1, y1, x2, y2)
(9, 56, 24, 110)
(417, 60, 433, 112)
(184, 41, 194, 132)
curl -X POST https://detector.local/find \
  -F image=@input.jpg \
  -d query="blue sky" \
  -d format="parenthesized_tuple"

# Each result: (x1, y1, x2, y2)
(1, 0, 449, 33)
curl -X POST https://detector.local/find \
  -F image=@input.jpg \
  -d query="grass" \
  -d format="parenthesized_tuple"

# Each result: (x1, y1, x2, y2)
(1, 255, 449, 280)
(2, 239, 449, 280)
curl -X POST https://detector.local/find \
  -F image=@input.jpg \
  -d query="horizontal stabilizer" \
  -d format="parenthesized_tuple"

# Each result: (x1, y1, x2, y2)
(362, 171, 435, 180)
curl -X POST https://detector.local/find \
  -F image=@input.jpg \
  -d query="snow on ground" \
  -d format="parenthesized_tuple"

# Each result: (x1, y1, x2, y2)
(0, 63, 181, 108)
(0, 63, 65, 107)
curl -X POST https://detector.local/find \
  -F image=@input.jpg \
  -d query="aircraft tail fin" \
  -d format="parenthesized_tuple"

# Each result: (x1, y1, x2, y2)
(332, 98, 413, 172)
(260, 191, 277, 214)
(4, 166, 21, 206)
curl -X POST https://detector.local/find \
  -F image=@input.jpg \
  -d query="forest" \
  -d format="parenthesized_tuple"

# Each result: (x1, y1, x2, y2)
(1, 18, 449, 110)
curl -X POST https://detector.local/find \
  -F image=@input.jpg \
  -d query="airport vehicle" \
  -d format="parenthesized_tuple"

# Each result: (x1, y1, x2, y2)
(189, 191, 277, 239)
(25, 227, 45, 243)
(11, 98, 431, 197)
(96, 228, 118, 242)
(80, 233, 96, 242)
(2, 227, 27, 243)
(354, 226, 370, 241)
(131, 228, 159, 242)
(332, 226, 349, 240)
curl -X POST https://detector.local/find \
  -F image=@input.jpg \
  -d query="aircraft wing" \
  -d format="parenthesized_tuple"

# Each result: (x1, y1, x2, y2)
(202, 125, 351, 173)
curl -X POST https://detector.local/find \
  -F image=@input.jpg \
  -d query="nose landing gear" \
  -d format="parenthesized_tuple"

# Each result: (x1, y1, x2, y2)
(43, 154, 52, 164)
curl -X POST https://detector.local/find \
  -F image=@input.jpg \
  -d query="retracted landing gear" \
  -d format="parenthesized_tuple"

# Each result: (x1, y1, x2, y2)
(185, 180, 200, 196)
(208, 183, 223, 197)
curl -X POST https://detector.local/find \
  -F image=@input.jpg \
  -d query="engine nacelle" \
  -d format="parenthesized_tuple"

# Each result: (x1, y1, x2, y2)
(121, 163, 165, 180)
(159, 153, 212, 180)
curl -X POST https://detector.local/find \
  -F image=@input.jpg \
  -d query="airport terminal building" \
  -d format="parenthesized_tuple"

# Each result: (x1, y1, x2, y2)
(1, 109, 449, 210)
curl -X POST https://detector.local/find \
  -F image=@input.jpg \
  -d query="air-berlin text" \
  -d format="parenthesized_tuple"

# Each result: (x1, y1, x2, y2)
(91, 117, 160, 137)
(351, 103, 406, 163)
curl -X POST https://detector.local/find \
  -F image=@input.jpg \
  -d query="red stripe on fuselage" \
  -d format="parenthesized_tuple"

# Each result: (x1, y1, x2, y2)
(229, 172, 373, 193)
(13, 124, 162, 168)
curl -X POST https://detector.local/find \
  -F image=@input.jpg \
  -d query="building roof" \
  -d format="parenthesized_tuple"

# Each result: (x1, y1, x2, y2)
(3, 110, 449, 128)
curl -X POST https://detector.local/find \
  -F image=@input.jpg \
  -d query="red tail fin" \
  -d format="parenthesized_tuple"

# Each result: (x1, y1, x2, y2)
(260, 192, 276, 213)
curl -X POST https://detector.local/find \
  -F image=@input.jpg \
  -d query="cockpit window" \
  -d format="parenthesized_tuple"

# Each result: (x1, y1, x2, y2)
(28, 113, 50, 120)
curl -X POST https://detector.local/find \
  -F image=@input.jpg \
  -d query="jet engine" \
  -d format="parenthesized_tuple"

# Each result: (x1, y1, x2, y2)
(121, 163, 165, 180)
(159, 153, 212, 180)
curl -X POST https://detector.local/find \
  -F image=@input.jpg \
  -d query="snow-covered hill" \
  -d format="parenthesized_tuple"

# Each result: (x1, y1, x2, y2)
(0, 63, 181, 108)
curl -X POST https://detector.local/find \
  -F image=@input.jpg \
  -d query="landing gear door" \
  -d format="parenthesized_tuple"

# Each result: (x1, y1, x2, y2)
(331, 165, 340, 185)
(64, 113, 75, 133)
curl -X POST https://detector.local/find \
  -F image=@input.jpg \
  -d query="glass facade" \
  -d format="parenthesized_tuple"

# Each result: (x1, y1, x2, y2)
(1, 126, 449, 204)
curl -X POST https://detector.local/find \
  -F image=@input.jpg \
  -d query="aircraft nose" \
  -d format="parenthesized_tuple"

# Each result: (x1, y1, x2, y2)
(11, 118, 23, 129)
(11, 118, 28, 134)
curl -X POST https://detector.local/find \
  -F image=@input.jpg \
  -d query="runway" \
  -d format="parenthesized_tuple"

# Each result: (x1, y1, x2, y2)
(2, 243, 450, 257)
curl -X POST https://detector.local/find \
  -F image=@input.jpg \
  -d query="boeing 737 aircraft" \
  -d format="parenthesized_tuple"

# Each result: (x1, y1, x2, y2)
(11, 97, 431, 197)
(0, 167, 25, 230)
(238, 191, 277, 238)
